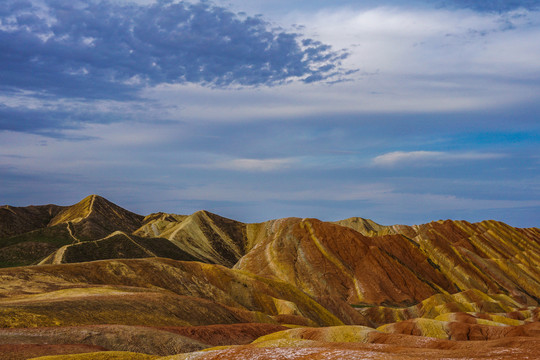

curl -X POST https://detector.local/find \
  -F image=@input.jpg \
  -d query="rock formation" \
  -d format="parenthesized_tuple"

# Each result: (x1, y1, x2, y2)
(0, 195, 538, 359)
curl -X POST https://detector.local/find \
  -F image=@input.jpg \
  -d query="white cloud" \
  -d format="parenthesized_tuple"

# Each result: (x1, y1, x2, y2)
(372, 151, 505, 167)
(4, 4, 540, 131)
(293, 7, 540, 75)
(214, 158, 297, 172)
(137, 5, 540, 122)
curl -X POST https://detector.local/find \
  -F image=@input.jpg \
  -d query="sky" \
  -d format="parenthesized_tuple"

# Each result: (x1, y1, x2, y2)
(1, 0, 539, 227)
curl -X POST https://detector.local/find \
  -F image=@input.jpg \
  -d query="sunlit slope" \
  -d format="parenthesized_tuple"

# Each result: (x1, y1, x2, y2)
(358, 288, 539, 327)
(30, 328, 540, 360)
(1, 196, 540, 360)
(134, 210, 257, 267)
(334, 217, 400, 236)
(153, 211, 248, 268)
(237, 218, 452, 306)
(0, 257, 343, 328)
(341, 219, 540, 303)
(134, 213, 188, 238)
(1, 196, 277, 268)
(48, 195, 144, 241)
(0, 196, 145, 267)
(236, 218, 540, 309)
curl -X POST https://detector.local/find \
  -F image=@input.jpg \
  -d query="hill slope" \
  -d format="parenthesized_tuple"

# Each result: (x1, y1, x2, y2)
(0, 195, 539, 360)
(48, 195, 144, 241)
(0, 204, 64, 238)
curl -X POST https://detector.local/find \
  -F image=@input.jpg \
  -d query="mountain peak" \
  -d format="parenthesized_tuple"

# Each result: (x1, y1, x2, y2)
(47, 195, 144, 241)
(48, 195, 97, 226)
(334, 216, 391, 236)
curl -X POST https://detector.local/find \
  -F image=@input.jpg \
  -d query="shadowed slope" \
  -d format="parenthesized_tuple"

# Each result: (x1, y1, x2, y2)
(153, 324, 288, 347)
(46, 209, 251, 268)
(0, 225, 74, 267)
(11, 202, 283, 269)
(0, 344, 105, 360)
(38, 232, 201, 265)
(0, 204, 63, 239)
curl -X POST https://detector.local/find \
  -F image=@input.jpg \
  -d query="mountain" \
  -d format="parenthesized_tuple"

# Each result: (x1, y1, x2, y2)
(236, 218, 540, 307)
(151, 210, 248, 267)
(0, 195, 144, 267)
(0, 203, 64, 238)
(48, 195, 144, 241)
(0, 195, 539, 360)
(38, 232, 202, 265)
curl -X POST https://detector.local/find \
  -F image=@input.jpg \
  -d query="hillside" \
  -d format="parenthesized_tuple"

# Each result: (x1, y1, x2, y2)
(0, 195, 538, 359)
(48, 195, 144, 241)
(0, 204, 64, 238)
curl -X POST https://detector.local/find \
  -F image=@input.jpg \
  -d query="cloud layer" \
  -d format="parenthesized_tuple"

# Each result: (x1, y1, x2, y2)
(0, 0, 348, 100)
(372, 151, 505, 167)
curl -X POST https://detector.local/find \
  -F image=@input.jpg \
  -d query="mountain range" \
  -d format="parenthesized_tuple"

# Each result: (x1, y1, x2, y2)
(0, 195, 539, 359)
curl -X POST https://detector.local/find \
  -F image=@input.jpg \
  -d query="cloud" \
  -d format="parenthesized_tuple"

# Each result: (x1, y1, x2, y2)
(212, 157, 297, 172)
(442, 0, 540, 12)
(0, 103, 125, 136)
(372, 151, 505, 167)
(0, 0, 349, 100)
(4, 1, 540, 137)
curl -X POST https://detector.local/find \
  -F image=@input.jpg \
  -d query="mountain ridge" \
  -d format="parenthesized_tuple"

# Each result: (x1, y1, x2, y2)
(1, 195, 539, 359)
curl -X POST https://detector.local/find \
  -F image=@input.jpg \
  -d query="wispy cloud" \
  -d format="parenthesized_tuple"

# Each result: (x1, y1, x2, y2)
(216, 158, 298, 172)
(372, 151, 505, 167)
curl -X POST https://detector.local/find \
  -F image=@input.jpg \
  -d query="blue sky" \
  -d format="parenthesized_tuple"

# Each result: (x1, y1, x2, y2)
(1, 0, 539, 227)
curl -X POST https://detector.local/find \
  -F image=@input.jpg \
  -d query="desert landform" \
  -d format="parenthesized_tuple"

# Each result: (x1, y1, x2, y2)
(0, 195, 539, 359)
